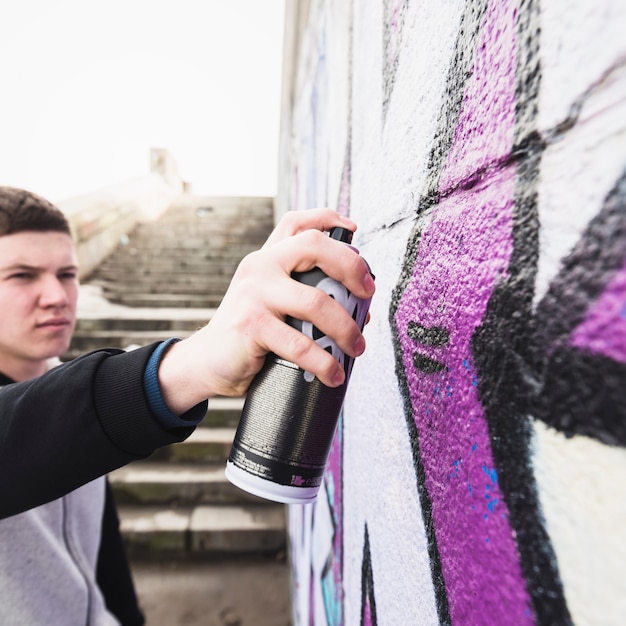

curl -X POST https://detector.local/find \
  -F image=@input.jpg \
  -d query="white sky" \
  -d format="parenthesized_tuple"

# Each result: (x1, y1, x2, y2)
(0, 1, 285, 202)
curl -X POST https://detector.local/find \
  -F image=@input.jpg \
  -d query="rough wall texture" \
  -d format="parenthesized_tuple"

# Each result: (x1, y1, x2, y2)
(277, 1, 626, 625)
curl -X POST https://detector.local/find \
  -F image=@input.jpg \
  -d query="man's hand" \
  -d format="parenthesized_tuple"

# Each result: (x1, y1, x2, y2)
(157, 209, 375, 414)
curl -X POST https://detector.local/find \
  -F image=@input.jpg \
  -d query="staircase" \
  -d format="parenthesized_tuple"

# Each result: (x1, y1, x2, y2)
(81, 193, 275, 311)
(70, 194, 286, 561)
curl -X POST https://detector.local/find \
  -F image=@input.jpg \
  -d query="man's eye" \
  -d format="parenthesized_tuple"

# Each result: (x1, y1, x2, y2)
(59, 272, 78, 281)
(9, 273, 33, 280)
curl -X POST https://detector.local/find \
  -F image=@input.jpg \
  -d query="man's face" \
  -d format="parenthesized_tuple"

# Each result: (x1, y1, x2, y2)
(0, 231, 78, 378)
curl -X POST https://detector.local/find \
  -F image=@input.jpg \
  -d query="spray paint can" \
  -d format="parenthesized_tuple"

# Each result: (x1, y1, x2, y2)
(225, 227, 373, 504)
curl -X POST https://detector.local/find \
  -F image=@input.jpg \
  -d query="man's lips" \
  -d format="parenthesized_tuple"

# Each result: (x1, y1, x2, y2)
(36, 318, 72, 330)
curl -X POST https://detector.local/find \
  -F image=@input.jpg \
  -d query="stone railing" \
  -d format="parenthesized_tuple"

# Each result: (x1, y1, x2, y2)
(59, 149, 183, 280)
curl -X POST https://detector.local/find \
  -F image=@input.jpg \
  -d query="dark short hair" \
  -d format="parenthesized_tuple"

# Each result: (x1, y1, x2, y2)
(0, 187, 71, 237)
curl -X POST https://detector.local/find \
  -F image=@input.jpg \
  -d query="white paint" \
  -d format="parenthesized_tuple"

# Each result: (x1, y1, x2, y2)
(532, 421, 626, 626)
(535, 0, 626, 304)
(344, 223, 440, 626)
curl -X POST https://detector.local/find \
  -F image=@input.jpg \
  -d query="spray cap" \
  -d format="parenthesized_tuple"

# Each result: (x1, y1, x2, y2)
(329, 227, 354, 244)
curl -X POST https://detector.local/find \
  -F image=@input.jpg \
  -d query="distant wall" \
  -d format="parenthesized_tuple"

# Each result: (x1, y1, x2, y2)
(278, 2, 626, 625)
(60, 148, 182, 279)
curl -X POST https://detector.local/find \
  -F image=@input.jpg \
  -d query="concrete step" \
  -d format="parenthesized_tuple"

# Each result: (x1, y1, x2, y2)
(147, 213, 273, 229)
(129, 218, 271, 232)
(76, 308, 208, 333)
(148, 426, 235, 464)
(106, 241, 259, 255)
(96, 255, 241, 267)
(119, 503, 286, 558)
(157, 199, 273, 213)
(103, 292, 226, 308)
(202, 397, 244, 428)
(137, 210, 272, 222)
(129, 557, 290, 626)
(92, 277, 235, 292)
(110, 461, 262, 506)
(65, 312, 210, 359)
(92, 277, 234, 294)
(156, 206, 273, 220)
(67, 329, 195, 356)
(143, 211, 272, 221)
(96, 259, 241, 274)
(95, 291, 229, 306)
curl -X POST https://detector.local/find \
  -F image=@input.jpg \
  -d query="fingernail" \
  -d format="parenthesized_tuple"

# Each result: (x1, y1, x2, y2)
(354, 335, 366, 356)
(363, 273, 375, 294)
(333, 369, 346, 387)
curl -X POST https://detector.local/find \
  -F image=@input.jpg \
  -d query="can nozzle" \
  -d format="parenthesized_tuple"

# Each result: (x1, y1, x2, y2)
(329, 227, 354, 244)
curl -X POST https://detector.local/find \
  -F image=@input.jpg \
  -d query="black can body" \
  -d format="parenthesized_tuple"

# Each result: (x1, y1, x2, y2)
(225, 228, 372, 504)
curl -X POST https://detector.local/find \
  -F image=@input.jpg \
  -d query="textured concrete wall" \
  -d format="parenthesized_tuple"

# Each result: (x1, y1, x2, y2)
(278, 1, 626, 625)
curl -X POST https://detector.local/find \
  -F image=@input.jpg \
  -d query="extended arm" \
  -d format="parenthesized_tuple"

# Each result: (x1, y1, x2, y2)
(0, 343, 204, 519)
(0, 210, 374, 518)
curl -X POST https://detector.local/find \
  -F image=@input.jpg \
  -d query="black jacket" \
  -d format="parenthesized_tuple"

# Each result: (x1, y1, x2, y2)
(0, 342, 206, 519)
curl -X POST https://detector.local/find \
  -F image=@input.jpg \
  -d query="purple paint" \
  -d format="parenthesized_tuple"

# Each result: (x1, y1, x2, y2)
(394, 1, 534, 623)
(362, 600, 373, 626)
(439, 4, 518, 193)
(571, 261, 626, 362)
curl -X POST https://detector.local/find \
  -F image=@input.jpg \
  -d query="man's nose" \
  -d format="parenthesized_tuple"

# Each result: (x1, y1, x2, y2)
(40, 276, 69, 306)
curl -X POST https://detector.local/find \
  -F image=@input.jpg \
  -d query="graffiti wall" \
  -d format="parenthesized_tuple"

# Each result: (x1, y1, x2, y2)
(277, 1, 626, 624)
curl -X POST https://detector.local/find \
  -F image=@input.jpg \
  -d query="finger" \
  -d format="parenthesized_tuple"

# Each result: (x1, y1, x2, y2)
(264, 209, 357, 246)
(276, 281, 367, 359)
(258, 315, 348, 387)
(268, 229, 376, 300)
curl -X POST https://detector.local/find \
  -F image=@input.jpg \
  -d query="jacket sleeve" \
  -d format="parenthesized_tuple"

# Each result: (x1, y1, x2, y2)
(0, 343, 207, 520)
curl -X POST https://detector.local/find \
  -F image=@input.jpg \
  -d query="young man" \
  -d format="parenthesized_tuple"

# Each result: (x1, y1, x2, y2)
(0, 190, 375, 521)
(0, 187, 374, 623)
(0, 187, 143, 624)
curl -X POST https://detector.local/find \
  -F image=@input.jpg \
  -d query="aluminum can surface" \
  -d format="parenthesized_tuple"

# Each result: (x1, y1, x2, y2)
(225, 228, 372, 504)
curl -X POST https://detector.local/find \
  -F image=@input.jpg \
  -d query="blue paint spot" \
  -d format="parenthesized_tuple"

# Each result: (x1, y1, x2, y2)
(482, 465, 498, 485)
(472, 444, 477, 452)
(485, 537, 490, 543)
(450, 460, 461, 479)
(321, 572, 341, 626)
(326, 478, 335, 504)
(488, 498, 499, 513)
(483, 513, 488, 520)
(468, 483, 473, 495)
